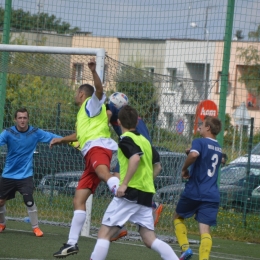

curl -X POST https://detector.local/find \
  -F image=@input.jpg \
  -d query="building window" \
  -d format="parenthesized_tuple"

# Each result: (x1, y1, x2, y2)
(145, 67, 155, 74)
(73, 63, 83, 84)
(167, 68, 177, 90)
(164, 112, 174, 129)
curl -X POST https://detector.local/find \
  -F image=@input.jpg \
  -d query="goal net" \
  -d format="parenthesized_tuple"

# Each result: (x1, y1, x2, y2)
(0, 44, 217, 237)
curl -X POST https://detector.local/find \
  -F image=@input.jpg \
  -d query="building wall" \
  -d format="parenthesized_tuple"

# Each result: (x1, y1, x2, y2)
(72, 35, 120, 90)
(160, 39, 260, 135)
(9, 31, 72, 47)
(72, 34, 120, 60)
(118, 39, 166, 74)
(159, 40, 218, 136)
(211, 41, 260, 128)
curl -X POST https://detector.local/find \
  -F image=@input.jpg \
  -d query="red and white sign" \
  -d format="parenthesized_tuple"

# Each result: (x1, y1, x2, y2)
(193, 100, 218, 134)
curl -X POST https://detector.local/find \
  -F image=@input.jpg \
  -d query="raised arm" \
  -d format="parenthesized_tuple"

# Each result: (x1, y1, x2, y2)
(88, 58, 103, 100)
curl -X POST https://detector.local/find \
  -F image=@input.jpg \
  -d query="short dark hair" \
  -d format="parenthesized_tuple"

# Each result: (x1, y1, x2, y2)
(14, 108, 29, 118)
(204, 116, 222, 136)
(118, 105, 138, 129)
(78, 84, 94, 97)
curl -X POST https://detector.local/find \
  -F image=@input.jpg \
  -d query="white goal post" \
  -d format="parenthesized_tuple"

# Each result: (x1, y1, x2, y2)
(0, 44, 105, 237)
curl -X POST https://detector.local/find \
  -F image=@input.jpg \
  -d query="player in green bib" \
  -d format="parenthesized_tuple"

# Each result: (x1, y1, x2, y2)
(51, 58, 119, 258)
(90, 105, 179, 260)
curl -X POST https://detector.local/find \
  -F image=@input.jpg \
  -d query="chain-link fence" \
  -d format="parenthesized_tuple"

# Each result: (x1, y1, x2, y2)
(0, 0, 260, 243)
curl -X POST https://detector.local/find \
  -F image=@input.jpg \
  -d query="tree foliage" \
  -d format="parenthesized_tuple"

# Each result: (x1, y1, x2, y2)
(0, 7, 79, 34)
(237, 45, 260, 96)
(5, 75, 77, 129)
(2, 36, 77, 130)
(115, 56, 159, 125)
(248, 25, 260, 41)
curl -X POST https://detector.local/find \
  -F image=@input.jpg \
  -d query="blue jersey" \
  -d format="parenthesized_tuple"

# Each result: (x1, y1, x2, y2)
(182, 137, 222, 202)
(108, 103, 151, 143)
(0, 126, 61, 179)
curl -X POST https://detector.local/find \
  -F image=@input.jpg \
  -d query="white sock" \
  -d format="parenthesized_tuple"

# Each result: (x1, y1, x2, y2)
(151, 238, 179, 260)
(0, 205, 6, 224)
(27, 204, 38, 228)
(90, 239, 110, 260)
(67, 210, 86, 245)
(107, 176, 119, 195)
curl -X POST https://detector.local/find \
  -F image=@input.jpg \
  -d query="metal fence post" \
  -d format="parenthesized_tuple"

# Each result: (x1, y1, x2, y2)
(0, 0, 12, 132)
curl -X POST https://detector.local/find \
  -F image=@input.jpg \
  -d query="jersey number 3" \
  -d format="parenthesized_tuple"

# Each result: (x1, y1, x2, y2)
(207, 154, 219, 177)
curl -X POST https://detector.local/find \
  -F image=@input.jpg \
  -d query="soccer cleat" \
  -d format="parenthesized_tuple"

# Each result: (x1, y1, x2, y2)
(33, 227, 44, 237)
(53, 243, 79, 258)
(153, 203, 163, 226)
(110, 226, 128, 242)
(0, 224, 6, 233)
(179, 248, 193, 260)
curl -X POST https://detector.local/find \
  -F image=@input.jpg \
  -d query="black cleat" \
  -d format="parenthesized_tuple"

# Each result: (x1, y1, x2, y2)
(53, 243, 79, 258)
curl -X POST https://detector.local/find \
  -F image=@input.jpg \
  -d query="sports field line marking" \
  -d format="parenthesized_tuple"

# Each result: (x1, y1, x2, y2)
(111, 240, 260, 260)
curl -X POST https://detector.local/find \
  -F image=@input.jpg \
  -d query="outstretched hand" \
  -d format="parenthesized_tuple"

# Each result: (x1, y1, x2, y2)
(50, 138, 63, 148)
(88, 58, 96, 72)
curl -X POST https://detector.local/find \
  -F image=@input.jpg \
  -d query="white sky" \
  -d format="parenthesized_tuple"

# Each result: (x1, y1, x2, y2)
(0, 0, 260, 40)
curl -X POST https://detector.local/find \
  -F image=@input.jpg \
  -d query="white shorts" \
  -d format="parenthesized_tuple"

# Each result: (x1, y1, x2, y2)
(102, 197, 154, 230)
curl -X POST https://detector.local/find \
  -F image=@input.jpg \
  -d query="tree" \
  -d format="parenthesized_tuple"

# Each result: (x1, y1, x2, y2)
(248, 25, 260, 41)
(0, 7, 80, 34)
(115, 56, 159, 124)
(1, 36, 77, 130)
(237, 45, 260, 96)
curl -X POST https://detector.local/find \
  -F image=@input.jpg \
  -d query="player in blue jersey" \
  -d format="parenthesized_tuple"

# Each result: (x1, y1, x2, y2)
(0, 108, 61, 237)
(174, 116, 222, 260)
(106, 95, 163, 242)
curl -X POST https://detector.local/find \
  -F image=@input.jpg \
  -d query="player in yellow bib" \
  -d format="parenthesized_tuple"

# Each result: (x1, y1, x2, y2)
(90, 105, 179, 260)
(51, 58, 119, 258)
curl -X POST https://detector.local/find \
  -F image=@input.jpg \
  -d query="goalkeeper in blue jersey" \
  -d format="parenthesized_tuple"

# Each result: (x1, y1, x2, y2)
(0, 108, 61, 237)
(173, 116, 222, 260)
(106, 95, 163, 242)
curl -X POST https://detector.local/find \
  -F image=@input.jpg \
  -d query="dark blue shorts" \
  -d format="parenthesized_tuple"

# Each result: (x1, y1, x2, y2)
(176, 196, 219, 226)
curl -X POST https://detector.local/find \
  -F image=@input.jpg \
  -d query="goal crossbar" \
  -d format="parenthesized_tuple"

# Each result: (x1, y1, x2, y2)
(0, 44, 106, 83)
(0, 44, 105, 56)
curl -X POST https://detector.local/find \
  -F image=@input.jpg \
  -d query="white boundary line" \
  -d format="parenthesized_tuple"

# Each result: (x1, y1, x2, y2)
(89, 235, 260, 260)
(2, 228, 260, 260)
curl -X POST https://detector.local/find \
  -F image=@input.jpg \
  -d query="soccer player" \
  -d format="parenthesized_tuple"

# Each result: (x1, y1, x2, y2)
(0, 107, 61, 237)
(173, 116, 222, 260)
(90, 105, 179, 260)
(51, 58, 119, 258)
(107, 94, 163, 241)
